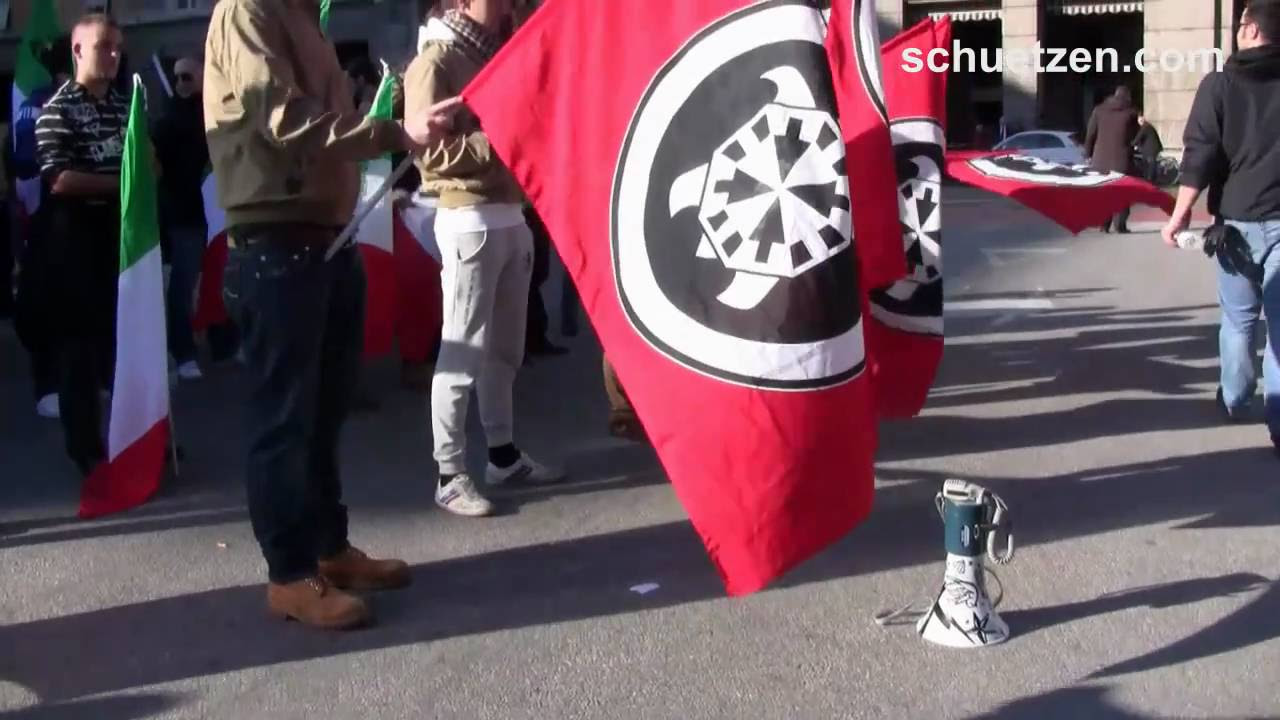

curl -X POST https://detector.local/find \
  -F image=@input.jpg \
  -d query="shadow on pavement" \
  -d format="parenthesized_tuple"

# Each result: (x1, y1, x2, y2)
(4, 445, 1277, 704)
(1091, 578, 1280, 680)
(963, 684, 1275, 720)
(0, 693, 186, 720)
(1001, 573, 1273, 640)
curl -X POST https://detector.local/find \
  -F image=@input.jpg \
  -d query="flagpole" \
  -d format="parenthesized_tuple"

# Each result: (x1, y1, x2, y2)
(325, 153, 415, 261)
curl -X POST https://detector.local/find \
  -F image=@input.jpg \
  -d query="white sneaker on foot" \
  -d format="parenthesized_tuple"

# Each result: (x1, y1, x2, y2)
(435, 474, 494, 517)
(177, 361, 204, 381)
(486, 452, 566, 486)
(36, 394, 59, 419)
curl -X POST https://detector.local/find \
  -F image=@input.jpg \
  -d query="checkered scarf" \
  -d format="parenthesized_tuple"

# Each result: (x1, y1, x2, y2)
(440, 9, 502, 63)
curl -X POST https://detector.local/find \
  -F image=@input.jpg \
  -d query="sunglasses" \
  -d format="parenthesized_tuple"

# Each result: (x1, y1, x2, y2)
(175, 72, 195, 82)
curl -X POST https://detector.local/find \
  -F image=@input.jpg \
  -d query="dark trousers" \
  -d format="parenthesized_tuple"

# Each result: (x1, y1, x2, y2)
(222, 224, 363, 583)
(1, 200, 13, 316)
(13, 212, 60, 401)
(524, 207, 552, 349)
(47, 200, 119, 474)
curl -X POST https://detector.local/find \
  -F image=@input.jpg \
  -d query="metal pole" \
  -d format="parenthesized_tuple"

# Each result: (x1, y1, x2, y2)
(325, 153, 416, 261)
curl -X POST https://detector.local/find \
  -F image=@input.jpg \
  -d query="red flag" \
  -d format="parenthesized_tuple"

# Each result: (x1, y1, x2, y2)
(945, 150, 1176, 234)
(862, 17, 951, 418)
(463, 0, 886, 595)
(191, 232, 229, 332)
(825, 0, 906, 292)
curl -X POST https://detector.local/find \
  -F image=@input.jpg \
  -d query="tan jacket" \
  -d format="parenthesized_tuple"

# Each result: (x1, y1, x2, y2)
(203, 0, 405, 229)
(403, 19, 523, 209)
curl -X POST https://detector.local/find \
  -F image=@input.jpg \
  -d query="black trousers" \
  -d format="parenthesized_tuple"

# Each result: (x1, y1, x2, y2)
(223, 224, 363, 583)
(1, 200, 13, 316)
(13, 208, 61, 401)
(524, 206, 552, 349)
(46, 200, 119, 474)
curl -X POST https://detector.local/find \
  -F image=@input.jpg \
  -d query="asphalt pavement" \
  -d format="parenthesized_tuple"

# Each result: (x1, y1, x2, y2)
(2, 188, 1278, 719)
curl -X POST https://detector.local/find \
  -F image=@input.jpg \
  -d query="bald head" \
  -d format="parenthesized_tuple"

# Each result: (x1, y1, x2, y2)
(174, 56, 203, 99)
(71, 14, 122, 88)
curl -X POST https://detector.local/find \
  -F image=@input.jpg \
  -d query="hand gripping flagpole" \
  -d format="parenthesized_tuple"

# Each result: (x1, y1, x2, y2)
(326, 59, 414, 262)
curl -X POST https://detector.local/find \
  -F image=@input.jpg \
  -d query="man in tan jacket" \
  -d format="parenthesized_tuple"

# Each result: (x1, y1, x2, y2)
(405, 0, 565, 518)
(205, 0, 458, 630)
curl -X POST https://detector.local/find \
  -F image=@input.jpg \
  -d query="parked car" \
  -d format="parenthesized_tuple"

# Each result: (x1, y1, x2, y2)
(992, 130, 1088, 166)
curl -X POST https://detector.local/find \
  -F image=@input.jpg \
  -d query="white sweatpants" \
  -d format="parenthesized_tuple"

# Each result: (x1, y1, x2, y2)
(431, 221, 534, 475)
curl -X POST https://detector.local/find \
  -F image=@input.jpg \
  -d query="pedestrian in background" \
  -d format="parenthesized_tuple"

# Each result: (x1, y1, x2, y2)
(1133, 113, 1164, 185)
(155, 55, 238, 381)
(1084, 85, 1140, 233)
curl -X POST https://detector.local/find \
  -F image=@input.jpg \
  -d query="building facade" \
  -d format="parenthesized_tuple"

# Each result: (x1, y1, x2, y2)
(878, 0, 1242, 156)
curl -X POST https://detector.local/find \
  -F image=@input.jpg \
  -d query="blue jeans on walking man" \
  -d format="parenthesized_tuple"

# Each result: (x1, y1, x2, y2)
(1218, 219, 1280, 440)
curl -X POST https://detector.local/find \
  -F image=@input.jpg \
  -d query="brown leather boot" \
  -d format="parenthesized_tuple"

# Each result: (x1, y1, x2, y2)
(267, 577, 369, 630)
(318, 546, 411, 591)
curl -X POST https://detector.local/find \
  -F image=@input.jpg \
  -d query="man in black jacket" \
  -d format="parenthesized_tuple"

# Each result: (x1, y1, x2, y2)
(1133, 114, 1164, 184)
(155, 55, 237, 378)
(1164, 0, 1280, 458)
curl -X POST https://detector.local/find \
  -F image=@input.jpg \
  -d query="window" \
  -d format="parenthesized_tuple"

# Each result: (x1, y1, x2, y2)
(1039, 135, 1066, 148)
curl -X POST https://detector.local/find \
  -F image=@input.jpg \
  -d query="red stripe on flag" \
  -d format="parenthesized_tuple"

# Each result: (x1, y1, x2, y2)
(866, 317, 941, 418)
(192, 233, 229, 332)
(359, 243, 397, 359)
(78, 419, 168, 519)
(393, 209, 442, 364)
(862, 17, 951, 419)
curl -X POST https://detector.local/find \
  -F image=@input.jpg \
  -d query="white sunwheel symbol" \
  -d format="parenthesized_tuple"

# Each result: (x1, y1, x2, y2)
(667, 66, 852, 310)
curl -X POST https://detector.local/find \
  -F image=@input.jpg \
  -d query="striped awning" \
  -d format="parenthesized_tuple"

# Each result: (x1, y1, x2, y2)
(927, 8, 1002, 22)
(1048, 0, 1143, 15)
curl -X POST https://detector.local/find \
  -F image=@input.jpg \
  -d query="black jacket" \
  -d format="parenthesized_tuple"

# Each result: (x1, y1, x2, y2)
(1181, 44, 1280, 221)
(152, 94, 210, 228)
(1133, 123, 1162, 160)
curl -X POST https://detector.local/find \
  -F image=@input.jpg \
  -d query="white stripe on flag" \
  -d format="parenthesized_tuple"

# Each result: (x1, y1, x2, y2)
(355, 157, 394, 253)
(108, 246, 170, 459)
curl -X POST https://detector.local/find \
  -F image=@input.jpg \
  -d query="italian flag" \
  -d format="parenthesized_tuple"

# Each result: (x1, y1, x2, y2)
(356, 66, 398, 358)
(79, 76, 170, 519)
(192, 170, 229, 331)
(10, 0, 61, 217)
(394, 196, 443, 363)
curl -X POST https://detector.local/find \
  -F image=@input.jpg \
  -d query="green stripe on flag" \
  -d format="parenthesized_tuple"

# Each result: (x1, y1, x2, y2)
(120, 77, 161, 272)
(319, 0, 331, 34)
(369, 63, 396, 122)
(14, 0, 61, 94)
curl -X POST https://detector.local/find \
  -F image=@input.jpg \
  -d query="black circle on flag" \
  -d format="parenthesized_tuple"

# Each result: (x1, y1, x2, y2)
(611, 0, 865, 391)
(870, 117, 944, 337)
(968, 154, 1123, 187)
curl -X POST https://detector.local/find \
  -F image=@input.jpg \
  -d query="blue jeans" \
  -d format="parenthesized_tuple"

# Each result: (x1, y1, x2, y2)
(1218, 219, 1280, 436)
(166, 225, 205, 364)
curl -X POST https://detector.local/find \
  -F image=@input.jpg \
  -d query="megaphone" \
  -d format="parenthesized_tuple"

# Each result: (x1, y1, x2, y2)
(916, 479, 1015, 648)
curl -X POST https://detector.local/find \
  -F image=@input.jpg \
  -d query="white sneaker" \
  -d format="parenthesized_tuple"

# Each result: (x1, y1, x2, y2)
(486, 452, 566, 486)
(177, 361, 204, 381)
(36, 394, 59, 419)
(435, 474, 494, 517)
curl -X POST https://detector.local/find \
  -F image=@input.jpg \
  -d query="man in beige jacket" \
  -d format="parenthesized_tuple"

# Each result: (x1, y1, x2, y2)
(405, 0, 565, 518)
(205, 0, 459, 630)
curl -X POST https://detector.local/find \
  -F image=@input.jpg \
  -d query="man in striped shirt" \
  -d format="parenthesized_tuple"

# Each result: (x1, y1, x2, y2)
(35, 13, 128, 477)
